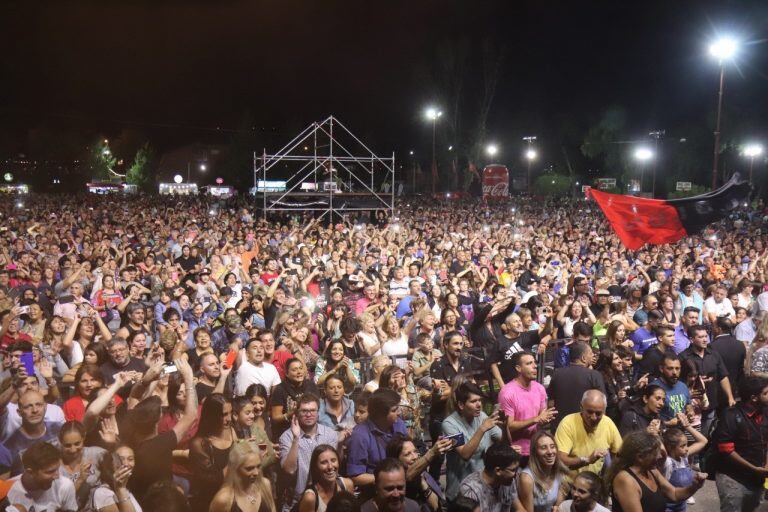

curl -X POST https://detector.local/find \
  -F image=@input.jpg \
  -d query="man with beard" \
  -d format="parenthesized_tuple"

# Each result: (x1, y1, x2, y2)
(115, 302, 150, 340)
(361, 458, 419, 512)
(5, 441, 77, 511)
(457, 442, 521, 512)
(650, 354, 691, 427)
(680, 324, 736, 436)
(100, 338, 148, 395)
(427, 331, 478, 481)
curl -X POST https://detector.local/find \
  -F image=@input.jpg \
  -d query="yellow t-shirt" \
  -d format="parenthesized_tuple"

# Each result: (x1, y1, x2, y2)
(554, 412, 623, 478)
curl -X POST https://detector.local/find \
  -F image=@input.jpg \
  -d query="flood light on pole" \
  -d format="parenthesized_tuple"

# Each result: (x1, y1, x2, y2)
(709, 37, 738, 62)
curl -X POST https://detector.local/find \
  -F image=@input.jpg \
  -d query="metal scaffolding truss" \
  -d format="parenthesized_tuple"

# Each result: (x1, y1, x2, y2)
(253, 116, 395, 220)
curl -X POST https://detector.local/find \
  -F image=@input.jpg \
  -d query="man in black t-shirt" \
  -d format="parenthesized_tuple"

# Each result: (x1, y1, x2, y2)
(490, 312, 540, 388)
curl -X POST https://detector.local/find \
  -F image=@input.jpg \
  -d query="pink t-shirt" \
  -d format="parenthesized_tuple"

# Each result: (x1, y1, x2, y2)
(498, 379, 548, 456)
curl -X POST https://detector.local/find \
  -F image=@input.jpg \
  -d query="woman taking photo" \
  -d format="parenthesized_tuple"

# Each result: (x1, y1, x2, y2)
(58, 421, 107, 508)
(63, 364, 105, 422)
(318, 374, 356, 430)
(90, 444, 142, 512)
(608, 431, 705, 512)
(157, 374, 199, 494)
(386, 435, 451, 512)
(517, 431, 569, 512)
(209, 440, 275, 512)
(557, 296, 596, 338)
(189, 393, 236, 512)
(297, 445, 354, 512)
(62, 306, 112, 366)
(314, 339, 359, 391)
(232, 396, 276, 471)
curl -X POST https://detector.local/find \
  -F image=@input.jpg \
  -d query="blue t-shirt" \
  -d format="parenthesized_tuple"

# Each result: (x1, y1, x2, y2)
(347, 418, 408, 477)
(650, 378, 691, 421)
(630, 327, 657, 355)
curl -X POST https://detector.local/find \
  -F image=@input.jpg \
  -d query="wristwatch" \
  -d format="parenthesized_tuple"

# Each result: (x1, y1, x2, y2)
(579, 456, 589, 466)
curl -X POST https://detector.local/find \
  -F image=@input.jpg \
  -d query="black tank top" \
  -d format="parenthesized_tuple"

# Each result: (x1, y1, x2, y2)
(612, 468, 667, 512)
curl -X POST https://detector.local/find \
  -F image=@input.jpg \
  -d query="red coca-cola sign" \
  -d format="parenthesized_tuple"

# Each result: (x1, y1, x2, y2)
(482, 165, 509, 200)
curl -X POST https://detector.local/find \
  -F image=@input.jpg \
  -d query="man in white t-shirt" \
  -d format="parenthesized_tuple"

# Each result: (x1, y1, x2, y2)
(234, 338, 281, 396)
(6, 441, 77, 512)
(703, 285, 736, 324)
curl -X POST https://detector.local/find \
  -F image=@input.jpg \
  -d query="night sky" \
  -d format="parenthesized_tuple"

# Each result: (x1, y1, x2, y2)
(2, 0, 768, 164)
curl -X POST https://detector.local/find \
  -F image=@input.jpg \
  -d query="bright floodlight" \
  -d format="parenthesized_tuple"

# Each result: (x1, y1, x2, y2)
(744, 144, 764, 158)
(634, 147, 654, 161)
(486, 144, 499, 156)
(525, 149, 537, 160)
(709, 37, 738, 61)
(199, 164, 207, 171)
(173, 174, 183, 184)
(425, 107, 443, 121)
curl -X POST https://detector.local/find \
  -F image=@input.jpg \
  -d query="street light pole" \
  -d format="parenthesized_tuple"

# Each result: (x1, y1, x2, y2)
(744, 144, 764, 186)
(523, 136, 537, 194)
(431, 117, 437, 195)
(649, 130, 664, 198)
(712, 63, 726, 190)
(424, 107, 442, 195)
(708, 37, 738, 191)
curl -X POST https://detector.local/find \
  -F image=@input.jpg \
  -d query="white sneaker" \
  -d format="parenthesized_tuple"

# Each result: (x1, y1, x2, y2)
(687, 497, 696, 504)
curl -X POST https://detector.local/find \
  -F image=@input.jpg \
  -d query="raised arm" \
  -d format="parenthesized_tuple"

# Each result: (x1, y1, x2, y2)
(171, 358, 198, 442)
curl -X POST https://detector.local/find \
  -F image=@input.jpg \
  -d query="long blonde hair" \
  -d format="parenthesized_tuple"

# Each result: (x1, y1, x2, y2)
(223, 440, 276, 512)
(525, 431, 569, 496)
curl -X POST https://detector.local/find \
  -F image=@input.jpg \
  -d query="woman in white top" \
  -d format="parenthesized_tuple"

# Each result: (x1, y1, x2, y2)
(356, 312, 382, 356)
(90, 444, 142, 512)
(377, 315, 409, 356)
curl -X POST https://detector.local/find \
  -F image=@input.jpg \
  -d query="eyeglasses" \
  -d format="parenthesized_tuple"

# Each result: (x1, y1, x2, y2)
(298, 409, 318, 415)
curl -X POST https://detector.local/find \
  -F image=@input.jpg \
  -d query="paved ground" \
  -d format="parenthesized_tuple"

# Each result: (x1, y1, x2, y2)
(688, 480, 768, 511)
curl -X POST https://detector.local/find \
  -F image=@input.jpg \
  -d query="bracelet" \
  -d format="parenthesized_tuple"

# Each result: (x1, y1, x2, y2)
(116, 496, 131, 504)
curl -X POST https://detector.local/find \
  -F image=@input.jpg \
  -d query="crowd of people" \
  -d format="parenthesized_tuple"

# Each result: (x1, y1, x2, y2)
(0, 192, 766, 512)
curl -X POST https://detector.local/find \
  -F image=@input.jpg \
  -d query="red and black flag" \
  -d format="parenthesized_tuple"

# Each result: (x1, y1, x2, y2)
(587, 174, 751, 250)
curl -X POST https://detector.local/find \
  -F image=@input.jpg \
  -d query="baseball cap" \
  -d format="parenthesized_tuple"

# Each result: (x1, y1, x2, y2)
(633, 310, 648, 325)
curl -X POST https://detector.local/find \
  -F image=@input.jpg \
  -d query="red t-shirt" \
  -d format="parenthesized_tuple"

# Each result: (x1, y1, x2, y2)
(269, 350, 292, 380)
(0, 331, 33, 351)
(62, 395, 124, 423)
